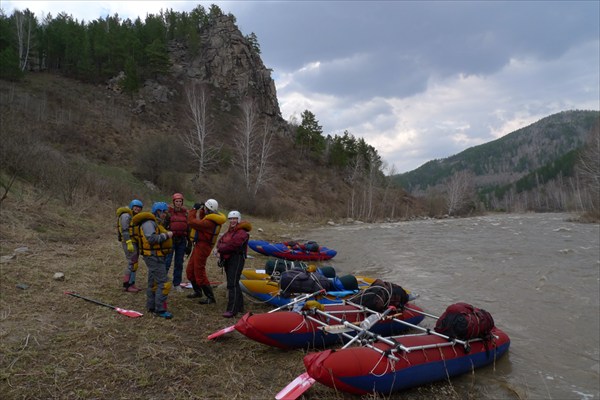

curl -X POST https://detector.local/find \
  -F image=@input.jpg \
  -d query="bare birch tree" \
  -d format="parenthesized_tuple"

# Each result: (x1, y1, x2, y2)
(14, 10, 33, 71)
(445, 170, 475, 215)
(181, 84, 220, 177)
(576, 122, 600, 214)
(345, 157, 363, 219)
(253, 120, 275, 195)
(233, 98, 274, 196)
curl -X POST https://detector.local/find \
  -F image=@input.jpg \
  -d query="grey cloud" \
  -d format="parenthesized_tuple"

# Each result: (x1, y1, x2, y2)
(235, 1, 599, 91)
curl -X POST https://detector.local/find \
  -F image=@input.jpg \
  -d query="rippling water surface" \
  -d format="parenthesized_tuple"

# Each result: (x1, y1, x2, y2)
(304, 213, 599, 399)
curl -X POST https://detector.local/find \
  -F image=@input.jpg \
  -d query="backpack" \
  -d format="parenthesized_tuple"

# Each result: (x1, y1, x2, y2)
(349, 279, 409, 312)
(265, 259, 307, 277)
(279, 268, 332, 298)
(434, 302, 495, 340)
(304, 241, 319, 252)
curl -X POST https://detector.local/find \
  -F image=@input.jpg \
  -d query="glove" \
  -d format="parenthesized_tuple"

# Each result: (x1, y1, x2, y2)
(217, 259, 225, 268)
(185, 242, 192, 256)
(193, 203, 204, 210)
(126, 239, 134, 253)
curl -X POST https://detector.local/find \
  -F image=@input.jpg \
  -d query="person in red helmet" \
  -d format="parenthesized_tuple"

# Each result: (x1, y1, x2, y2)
(165, 192, 190, 292)
(186, 199, 226, 304)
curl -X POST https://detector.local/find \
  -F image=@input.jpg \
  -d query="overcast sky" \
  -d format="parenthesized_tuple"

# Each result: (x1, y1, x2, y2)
(3, 1, 599, 173)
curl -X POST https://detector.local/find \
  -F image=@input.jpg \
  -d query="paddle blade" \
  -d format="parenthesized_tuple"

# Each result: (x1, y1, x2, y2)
(207, 325, 235, 340)
(115, 307, 144, 318)
(275, 372, 315, 400)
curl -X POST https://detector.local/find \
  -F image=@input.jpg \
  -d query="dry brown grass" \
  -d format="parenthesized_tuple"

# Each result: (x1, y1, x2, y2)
(0, 180, 481, 400)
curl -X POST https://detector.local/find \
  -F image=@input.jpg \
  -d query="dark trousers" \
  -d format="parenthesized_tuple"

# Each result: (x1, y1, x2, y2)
(165, 237, 186, 286)
(224, 253, 245, 314)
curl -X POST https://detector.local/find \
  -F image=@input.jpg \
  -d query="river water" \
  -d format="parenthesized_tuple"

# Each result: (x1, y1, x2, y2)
(305, 213, 599, 400)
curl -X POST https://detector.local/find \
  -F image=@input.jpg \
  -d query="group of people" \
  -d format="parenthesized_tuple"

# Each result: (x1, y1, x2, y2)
(116, 193, 252, 319)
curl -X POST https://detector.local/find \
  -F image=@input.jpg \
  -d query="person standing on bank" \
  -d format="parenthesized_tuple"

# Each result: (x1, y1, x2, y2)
(132, 202, 174, 319)
(186, 199, 226, 304)
(216, 211, 252, 318)
(165, 193, 190, 293)
(116, 199, 143, 292)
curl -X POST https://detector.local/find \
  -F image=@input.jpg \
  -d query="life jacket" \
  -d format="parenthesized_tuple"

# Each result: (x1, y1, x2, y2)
(116, 207, 132, 242)
(168, 206, 188, 237)
(131, 212, 173, 257)
(217, 221, 252, 258)
(434, 302, 495, 340)
(188, 212, 226, 248)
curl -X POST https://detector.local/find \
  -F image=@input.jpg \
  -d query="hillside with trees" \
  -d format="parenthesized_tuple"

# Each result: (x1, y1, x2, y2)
(394, 110, 599, 218)
(0, 4, 416, 222)
(1, 5, 598, 222)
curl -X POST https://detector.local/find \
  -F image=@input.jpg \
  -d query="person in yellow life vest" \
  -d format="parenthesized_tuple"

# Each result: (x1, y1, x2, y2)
(216, 211, 252, 318)
(116, 199, 143, 292)
(186, 199, 226, 304)
(133, 202, 174, 319)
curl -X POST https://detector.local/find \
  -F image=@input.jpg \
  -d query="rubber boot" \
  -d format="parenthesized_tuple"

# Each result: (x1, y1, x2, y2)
(122, 274, 130, 290)
(126, 285, 141, 293)
(187, 281, 203, 299)
(199, 285, 216, 304)
(155, 301, 173, 319)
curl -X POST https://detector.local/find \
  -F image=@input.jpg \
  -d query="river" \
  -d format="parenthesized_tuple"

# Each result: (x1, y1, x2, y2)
(304, 213, 599, 399)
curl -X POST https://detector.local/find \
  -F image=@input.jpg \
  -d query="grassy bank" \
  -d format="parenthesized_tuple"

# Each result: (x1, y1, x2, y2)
(0, 182, 478, 400)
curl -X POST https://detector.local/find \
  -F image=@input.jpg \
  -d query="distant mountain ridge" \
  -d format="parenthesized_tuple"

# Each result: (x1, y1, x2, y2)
(394, 110, 600, 194)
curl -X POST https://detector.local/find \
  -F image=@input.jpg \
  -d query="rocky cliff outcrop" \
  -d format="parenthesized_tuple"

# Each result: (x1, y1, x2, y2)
(169, 14, 281, 119)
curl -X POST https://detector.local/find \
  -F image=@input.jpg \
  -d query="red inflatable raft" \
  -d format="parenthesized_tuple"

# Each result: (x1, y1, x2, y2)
(234, 303, 425, 349)
(302, 326, 510, 395)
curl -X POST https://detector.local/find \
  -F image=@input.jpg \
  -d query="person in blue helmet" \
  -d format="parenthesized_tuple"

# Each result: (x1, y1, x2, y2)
(116, 199, 143, 292)
(131, 201, 174, 319)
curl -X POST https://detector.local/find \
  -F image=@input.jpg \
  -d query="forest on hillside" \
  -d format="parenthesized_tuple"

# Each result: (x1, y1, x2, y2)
(395, 111, 599, 220)
(1, 5, 598, 221)
(0, 4, 411, 222)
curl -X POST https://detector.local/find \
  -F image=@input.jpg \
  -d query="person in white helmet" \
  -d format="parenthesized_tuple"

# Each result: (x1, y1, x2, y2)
(216, 211, 252, 318)
(186, 199, 226, 304)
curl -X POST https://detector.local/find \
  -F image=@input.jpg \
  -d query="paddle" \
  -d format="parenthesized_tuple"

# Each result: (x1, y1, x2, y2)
(276, 306, 396, 400)
(65, 291, 143, 318)
(275, 372, 315, 400)
(207, 289, 326, 340)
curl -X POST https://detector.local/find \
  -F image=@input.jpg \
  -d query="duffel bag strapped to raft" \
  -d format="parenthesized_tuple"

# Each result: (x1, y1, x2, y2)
(349, 279, 410, 312)
(434, 302, 495, 340)
(265, 259, 307, 276)
(279, 269, 333, 297)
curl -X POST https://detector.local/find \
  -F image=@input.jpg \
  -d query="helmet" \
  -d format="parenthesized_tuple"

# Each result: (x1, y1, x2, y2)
(227, 210, 241, 222)
(129, 199, 143, 209)
(172, 193, 184, 202)
(205, 199, 218, 212)
(151, 202, 169, 214)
